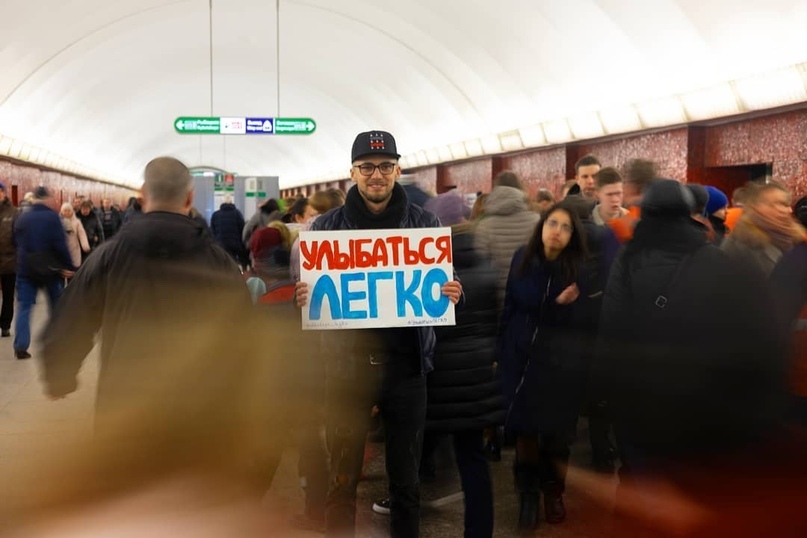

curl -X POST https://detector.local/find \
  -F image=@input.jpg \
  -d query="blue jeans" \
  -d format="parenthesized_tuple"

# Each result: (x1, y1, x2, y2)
(14, 276, 63, 352)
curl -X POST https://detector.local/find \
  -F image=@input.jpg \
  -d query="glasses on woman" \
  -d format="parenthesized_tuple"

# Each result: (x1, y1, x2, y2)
(353, 162, 396, 176)
(545, 218, 573, 234)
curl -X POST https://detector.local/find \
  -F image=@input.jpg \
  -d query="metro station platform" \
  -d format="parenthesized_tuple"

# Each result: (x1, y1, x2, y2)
(0, 297, 616, 537)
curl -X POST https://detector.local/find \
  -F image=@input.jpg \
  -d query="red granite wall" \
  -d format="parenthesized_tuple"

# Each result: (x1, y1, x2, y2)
(704, 111, 807, 198)
(501, 148, 567, 198)
(285, 108, 807, 202)
(439, 159, 491, 195)
(0, 159, 135, 208)
(575, 128, 690, 182)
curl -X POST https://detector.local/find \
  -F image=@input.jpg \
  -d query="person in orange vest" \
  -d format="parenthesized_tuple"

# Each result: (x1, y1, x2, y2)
(606, 159, 656, 244)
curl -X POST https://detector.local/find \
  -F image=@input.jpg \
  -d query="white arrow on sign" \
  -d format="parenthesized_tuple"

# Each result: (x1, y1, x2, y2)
(306, 121, 314, 131)
(175, 120, 185, 130)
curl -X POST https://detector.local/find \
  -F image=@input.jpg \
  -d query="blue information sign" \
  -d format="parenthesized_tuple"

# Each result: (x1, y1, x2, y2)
(245, 118, 274, 134)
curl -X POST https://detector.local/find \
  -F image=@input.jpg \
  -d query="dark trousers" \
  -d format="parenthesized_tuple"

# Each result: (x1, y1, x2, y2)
(326, 359, 426, 538)
(452, 430, 494, 538)
(588, 398, 615, 461)
(515, 433, 571, 493)
(0, 272, 15, 331)
(296, 421, 329, 520)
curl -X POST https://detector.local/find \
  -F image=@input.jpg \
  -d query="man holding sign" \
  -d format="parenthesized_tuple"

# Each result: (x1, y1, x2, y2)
(296, 130, 461, 538)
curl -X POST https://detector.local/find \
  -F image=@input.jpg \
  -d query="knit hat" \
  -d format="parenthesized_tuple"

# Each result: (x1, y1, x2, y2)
(686, 184, 709, 215)
(705, 186, 728, 216)
(425, 192, 466, 226)
(641, 179, 694, 219)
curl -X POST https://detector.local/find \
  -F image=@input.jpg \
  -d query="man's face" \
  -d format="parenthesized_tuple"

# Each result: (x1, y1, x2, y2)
(80, 206, 91, 216)
(0, 190, 6, 203)
(754, 188, 791, 222)
(597, 182, 624, 217)
(350, 155, 400, 205)
(73, 198, 82, 210)
(102, 199, 111, 210)
(576, 164, 601, 198)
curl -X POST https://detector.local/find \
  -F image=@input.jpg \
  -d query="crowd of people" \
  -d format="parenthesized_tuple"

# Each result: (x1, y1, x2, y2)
(0, 130, 806, 538)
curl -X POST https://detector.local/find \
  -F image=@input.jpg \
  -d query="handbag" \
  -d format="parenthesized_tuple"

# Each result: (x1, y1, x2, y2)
(26, 251, 65, 286)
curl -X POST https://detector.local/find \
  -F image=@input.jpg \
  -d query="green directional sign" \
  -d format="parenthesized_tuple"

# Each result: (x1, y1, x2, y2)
(174, 116, 316, 135)
(175, 117, 220, 134)
(274, 118, 317, 134)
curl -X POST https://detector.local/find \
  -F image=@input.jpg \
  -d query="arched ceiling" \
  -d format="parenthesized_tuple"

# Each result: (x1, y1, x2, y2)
(1, 0, 806, 188)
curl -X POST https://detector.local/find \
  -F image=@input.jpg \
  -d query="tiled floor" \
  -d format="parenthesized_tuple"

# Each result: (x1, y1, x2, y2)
(0, 295, 617, 536)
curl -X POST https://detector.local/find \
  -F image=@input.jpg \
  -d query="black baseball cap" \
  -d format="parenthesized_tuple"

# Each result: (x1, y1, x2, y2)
(351, 130, 401, 162)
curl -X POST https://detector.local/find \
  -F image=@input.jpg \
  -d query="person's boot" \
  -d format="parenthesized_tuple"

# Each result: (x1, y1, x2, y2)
(514, 464, 540, 533)
(542, 482, 566, 524)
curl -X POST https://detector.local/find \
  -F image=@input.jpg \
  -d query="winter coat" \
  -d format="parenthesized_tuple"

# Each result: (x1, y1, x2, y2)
(497, 247, 590, 436)
(77, 211, 105, 249)
(62, 215, 90, 268)
(708, 214, 729, 245)
(211, 203, 246, 257)
(426, 227, 507, 433)
(310, 184, 445, 375)
(769, 243, 807, 398)
(597, 216, 786, 456)
(13, 203, 74, 278)
(474, 186, 540, 309)
(40, 212, 251, 418)
(722, 216, 784, 277)
(0, 198, 18, 274)
(99, 208, 123, 239)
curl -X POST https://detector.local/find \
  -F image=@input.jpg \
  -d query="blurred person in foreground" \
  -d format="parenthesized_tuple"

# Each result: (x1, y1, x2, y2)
(39, 157, 267, 438)
(607, 159, 656, 243)
(5, 159, 288, 534)
(596, 179, 800, 537)
(721, 181, 805, 277)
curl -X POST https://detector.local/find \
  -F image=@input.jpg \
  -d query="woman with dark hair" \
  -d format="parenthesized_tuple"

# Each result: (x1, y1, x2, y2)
(497, 202, 590, 533)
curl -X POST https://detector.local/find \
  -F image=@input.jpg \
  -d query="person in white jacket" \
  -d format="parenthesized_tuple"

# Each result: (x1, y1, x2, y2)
(60, 203, 90, 268)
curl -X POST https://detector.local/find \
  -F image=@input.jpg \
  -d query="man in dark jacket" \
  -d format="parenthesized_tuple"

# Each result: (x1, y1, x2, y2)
(295, 130, 462, 538)
(211, 196, 248, 267)
(0, 182, 18, 337)
(77, 200, 104, 261)
(13, 186, 74, 359)
(596, 179, 787, 526)
(40, 158, 267, 437)
(99, 198, 123, 240)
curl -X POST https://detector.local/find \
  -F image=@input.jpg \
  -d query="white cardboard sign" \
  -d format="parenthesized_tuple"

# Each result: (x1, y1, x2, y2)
(299, 228, 456, 330)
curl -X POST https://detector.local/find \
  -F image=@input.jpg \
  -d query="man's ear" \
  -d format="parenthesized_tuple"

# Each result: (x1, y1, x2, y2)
(185, 190, 194, 210)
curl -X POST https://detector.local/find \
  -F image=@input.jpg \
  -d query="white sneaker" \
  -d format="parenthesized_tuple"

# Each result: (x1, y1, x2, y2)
(372, 498, 391, 515)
